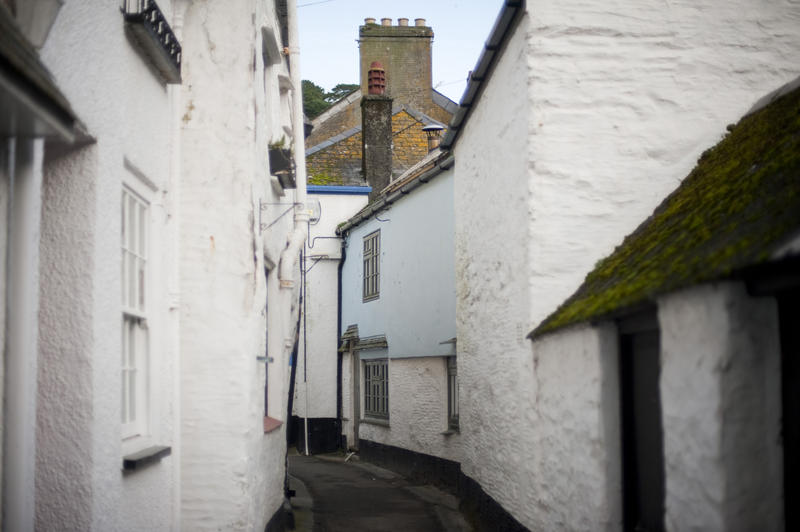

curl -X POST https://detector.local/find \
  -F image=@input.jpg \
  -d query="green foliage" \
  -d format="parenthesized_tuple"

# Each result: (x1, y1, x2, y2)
(302, 79, 330, 119)
(302, 80, 359, 119)
(325, 83, 359, 104)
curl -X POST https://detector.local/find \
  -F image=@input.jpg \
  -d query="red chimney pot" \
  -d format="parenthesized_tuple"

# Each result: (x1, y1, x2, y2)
(367, 61, 386, 95)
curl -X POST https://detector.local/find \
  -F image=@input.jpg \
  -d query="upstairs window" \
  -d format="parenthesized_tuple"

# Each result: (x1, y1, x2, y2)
(121, 185, 150, 439)
(363, 230, 380, 302)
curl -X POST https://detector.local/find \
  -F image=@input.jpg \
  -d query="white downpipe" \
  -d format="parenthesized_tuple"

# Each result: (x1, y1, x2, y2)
(278, 0, 309, 288)
(283, 0, 311, 456)
(4, 138, 44, 531)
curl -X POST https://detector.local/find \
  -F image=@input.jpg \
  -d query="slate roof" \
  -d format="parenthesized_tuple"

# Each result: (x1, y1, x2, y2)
(531, 81, 800, 338)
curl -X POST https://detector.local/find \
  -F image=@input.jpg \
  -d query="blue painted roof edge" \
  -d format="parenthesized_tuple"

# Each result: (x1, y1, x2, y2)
(307, 185, 372, 195)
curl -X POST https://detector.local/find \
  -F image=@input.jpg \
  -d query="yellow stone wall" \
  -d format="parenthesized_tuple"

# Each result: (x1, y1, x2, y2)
(307, 110, 442, 186)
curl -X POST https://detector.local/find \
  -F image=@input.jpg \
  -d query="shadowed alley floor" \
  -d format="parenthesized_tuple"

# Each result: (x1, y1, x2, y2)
(287, 451, 471, 532)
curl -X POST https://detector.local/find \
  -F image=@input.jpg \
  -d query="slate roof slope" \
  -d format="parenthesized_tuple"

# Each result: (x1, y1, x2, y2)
(532, 81, 800, 338)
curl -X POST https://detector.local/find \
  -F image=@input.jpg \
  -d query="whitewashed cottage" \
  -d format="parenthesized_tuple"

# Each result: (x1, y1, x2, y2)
(336, 144, 460, 483)
(530, 80, 800, 530)
(440, 0, 800, 529)
(1, 0, 307, 529)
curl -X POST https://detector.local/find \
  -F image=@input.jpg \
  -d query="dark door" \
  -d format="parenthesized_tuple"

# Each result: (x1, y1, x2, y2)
(779, 290, 799, 530)
(620, 327, 665, 532)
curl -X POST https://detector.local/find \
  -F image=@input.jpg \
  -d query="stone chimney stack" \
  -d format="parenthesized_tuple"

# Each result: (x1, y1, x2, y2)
(359, 17, 433, 116)
(362, 61, 393, 200)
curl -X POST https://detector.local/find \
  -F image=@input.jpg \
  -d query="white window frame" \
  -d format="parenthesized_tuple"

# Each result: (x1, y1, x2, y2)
(363, 230, 380, 302)
(121, 183, 151, 441)
(363, 358, 388, 419)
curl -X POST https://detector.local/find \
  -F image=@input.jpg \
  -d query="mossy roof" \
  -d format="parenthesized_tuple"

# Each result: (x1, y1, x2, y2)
(532, 82, 800, 338)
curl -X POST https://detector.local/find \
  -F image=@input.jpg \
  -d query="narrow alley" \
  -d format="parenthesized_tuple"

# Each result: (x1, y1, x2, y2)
(287, 451, 472, 532)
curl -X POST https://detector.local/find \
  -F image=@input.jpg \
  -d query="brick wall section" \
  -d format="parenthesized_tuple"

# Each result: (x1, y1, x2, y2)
(391, 111, 430, 176)
(307, 110, 432, 186)
(359, 24, 434, 116)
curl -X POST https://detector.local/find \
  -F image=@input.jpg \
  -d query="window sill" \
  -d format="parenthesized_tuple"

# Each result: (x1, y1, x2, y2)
(264, 416, 283, 434)
(440, 429, 460, 436)
(360, 417, 390, 428)
(122, 445, 171, 472)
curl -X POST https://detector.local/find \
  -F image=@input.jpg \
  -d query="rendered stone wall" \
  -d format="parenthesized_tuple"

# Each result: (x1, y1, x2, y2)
(178, 0, 291, 529)
(358, 357, 461, 463)
(526, 0, 800, 327)
(456, 0, 800, 527)
(35, 1, 178, 529)
(658, 283, 782, 530)
(529, 323, 621, 531)
(453, 15, 531, 525)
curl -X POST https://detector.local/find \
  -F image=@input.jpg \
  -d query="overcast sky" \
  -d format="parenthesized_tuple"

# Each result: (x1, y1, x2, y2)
(297, 0, 503, 103)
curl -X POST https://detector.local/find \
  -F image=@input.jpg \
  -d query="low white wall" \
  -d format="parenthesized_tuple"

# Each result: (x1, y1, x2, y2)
(658, 282, 782, 530)
(529, 323, 621, 531)
(358, 357, 461, 463)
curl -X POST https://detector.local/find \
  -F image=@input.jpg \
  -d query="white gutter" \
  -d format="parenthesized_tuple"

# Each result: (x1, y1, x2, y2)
(279, 0, 309, 288)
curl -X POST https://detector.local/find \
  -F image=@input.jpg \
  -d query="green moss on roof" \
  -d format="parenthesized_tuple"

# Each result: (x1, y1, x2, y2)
(533, 84, 800, 338)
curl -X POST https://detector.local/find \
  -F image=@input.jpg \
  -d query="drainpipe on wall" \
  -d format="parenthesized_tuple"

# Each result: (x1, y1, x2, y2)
(278, 0, 309, 289)
(280, 0, 311, 456)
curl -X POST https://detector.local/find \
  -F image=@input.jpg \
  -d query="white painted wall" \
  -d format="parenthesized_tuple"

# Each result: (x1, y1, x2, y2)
(178, 0, 296, 529)
(527, 323, 621, 531)
(33, 0, 179, 529)
(453, 13, 531, 525)
(658, 282, 782, 530)
(526, 0, 800, 326)
(295, 191, 368, 420)
(340, 169, 456, 358)
(338, 168, 458, 461)
(455, 0, 800, 527)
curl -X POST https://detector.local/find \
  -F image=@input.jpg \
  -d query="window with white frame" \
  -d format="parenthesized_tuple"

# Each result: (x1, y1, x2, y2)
(363, 230, 380, 302)
(121, 185, 149, 439)
(447, 356, 459, 430)
(364, 359, 388, 419)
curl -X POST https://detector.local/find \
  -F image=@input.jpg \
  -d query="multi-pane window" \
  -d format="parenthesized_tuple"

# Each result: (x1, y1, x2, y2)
(364, 359, 388, 419)
(121, 186, 149, 439)
(363, 230, 380, 301)
(447, 357, 459, 430)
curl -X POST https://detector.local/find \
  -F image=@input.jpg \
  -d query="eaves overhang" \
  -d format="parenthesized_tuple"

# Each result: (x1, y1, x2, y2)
(0, 4, 76, 142)
(335, 153, 455, 235)
(440, 0, 525, 151)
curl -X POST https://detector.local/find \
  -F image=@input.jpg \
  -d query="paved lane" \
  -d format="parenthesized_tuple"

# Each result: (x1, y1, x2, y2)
(288, 454, 470, 532)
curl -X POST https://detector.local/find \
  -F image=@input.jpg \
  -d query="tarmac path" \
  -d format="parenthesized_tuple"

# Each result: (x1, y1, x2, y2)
(288, 453, 471, 532)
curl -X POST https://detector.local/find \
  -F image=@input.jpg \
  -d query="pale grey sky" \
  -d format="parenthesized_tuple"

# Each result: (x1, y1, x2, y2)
(297, 0, 503, 102)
